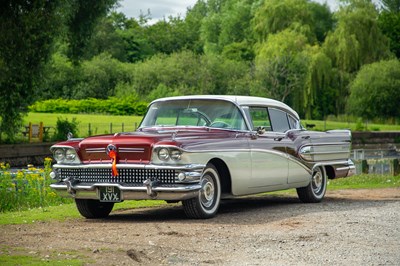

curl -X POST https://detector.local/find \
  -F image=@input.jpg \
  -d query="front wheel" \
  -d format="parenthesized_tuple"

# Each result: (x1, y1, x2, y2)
(75, 199, 114, 219)
(296, 166, 327, 203)
(182, 164, 221, 219)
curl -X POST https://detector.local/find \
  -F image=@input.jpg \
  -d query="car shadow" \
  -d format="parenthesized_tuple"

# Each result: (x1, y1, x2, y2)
(85, 193, 399, 225)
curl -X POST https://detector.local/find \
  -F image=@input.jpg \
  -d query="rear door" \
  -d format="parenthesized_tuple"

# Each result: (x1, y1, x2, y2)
(247, 107, 290, 190)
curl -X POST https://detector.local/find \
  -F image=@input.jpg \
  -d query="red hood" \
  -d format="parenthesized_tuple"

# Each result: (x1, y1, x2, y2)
(54, 127, 239, 164)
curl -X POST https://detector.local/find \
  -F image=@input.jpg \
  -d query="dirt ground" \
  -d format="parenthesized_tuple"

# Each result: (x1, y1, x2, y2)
(1, 188, 399, 265)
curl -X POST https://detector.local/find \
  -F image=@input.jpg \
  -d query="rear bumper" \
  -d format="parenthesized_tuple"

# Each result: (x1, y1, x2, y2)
(316, 159, 356, 179)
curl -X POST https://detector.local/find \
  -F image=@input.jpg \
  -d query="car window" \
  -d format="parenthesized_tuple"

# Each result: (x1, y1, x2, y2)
(248, 107, 271, 131)
(141, 99, 248, 130)
(269, 108, 290, 132)
(288, 115, 300, 129)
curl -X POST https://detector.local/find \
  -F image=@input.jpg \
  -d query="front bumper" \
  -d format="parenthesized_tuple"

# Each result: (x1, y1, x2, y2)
(50, 163, 205, 201)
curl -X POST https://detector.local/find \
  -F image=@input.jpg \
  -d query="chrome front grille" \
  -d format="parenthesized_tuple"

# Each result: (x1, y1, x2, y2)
(56, 168, 177, 184)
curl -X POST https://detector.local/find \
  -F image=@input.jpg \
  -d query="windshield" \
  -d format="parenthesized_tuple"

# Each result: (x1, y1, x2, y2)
(140, 99, 248, 130)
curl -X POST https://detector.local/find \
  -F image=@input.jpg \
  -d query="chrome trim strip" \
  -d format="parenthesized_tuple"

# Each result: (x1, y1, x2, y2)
(86, 148, 105, 153)
(50, 145, 78, 152)
(301, 142, 351, 147)
(301, 150, 350, 155)
(119, 148, 145, 153)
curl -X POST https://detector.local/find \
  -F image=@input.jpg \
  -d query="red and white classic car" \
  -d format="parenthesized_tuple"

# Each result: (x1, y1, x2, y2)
(50, 95, 355, 219)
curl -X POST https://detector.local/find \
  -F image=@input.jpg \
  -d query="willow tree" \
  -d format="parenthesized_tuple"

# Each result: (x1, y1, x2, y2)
(255, 29, 309, 112)
(323, 0, 392, 113)
(252, 0, 333, 44)
(253, 0, 334, 117)
(303, 46, 333, 119)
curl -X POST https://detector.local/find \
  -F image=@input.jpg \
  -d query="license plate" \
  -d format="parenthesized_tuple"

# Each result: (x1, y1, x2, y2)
(99, 186, 121, 202)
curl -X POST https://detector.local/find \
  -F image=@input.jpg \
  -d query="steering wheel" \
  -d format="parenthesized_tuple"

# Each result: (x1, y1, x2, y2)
(210, 121, 231, 128)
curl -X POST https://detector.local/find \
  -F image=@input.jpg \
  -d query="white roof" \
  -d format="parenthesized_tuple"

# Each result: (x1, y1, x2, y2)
(151, 95, 300, 120)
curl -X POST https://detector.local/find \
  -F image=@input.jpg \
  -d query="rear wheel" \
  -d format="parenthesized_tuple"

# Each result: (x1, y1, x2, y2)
(296, 166, 327, 203)
(182, 164, 221, 219)
(75, 199, 114, 218)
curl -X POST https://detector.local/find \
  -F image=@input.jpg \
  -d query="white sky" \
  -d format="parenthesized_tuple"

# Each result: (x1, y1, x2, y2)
(116, 0, 340, 22)
(116, 0, 382, 23)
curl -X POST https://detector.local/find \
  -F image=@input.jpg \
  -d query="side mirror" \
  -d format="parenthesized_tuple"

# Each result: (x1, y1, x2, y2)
(256, 126, 266, 135)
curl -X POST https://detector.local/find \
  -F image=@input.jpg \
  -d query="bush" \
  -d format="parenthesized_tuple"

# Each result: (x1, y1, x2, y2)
(29, 97, 148, 116)
(53, 117, 79, 141)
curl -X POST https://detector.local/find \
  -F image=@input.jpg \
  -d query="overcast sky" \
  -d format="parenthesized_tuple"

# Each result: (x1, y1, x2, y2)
(116, 0, 344, 23)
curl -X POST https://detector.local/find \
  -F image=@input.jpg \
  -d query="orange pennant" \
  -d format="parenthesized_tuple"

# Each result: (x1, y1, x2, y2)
(109, 150, 119, 176)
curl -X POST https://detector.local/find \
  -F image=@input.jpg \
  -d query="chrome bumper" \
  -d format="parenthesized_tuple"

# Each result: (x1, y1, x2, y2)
(50, 163, 205, 201)
(50, 182, 202, 201)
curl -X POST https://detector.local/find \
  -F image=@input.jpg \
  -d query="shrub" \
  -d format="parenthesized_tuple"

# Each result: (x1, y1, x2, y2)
(29, 97, 148, 116)
(53, 117, 79, 141)
(0, 159, 71, 212)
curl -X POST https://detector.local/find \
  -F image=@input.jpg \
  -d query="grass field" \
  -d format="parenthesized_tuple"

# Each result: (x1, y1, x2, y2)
(302, 119, 400, 131)
(23, 113, 144, 137)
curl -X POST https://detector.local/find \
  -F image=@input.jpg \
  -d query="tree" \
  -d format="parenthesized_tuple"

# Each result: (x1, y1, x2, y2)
(323, 0, 392, 112)
(0, 0, 116, 142)
(66, 0, 117, 63)
(0, 0, 62, 142)
(347, 59, 400, 119)
(255, 30, 308, 110)
(378, 0, 400, 58)
(253, 0, 333, 44)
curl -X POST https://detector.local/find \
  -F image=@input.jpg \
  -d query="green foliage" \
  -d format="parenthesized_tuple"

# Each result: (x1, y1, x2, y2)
(66, 0, 118, 63)
(29, 97, 148, 116)
(0, 0, 63, 142)
(347, 59, 400, 119)
(0, 0, 117, 143)
(54, 117, 79, 140)
(378, 10, 400, 58)
(253, 0, 332, 43)
(0, 159, 71, 212)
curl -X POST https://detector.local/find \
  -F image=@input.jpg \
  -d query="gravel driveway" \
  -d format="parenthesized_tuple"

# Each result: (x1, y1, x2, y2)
(1, 188, 399, 265)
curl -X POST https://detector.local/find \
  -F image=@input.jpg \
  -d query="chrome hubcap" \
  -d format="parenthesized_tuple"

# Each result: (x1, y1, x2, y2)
(312, 170, 323, 195)
(200, 176, 215, 208)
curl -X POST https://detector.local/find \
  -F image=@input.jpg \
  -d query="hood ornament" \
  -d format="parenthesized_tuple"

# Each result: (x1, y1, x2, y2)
(106, 144, 119, 176)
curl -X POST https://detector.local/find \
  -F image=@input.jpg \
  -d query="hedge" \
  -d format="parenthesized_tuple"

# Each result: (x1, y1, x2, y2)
(29, 97, 148, 116)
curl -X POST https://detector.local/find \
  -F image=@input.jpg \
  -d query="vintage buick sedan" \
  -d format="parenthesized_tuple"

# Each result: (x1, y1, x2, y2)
(50, 95, 355, 219)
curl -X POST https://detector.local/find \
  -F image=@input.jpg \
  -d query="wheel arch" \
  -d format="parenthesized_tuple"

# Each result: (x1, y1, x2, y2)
(208, 158, 232, 195)
(324, 165, 335, 179)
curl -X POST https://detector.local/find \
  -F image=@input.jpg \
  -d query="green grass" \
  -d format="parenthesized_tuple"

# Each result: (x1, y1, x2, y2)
(328, 174, 400, 189)
(0, 200, 167, 225)
(302, 119, 400, 131)
(0, 245, 85, 266)
(23, 113, 143, 137)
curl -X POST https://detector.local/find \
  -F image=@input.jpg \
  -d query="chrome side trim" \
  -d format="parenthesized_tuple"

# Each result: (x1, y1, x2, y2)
(86, 148, 105, 153)
(119, 148, 145, 153)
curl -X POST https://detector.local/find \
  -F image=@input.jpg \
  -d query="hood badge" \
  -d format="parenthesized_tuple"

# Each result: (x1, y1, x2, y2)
(106, 144, 119, 177)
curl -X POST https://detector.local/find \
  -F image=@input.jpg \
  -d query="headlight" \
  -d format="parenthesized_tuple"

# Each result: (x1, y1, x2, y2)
(51, 147, 81, 164)
(170, 149, 182, 161)
(158, 148, 170, 161)
(65, 149, 76, 161)
(54, 149, 65, 162)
